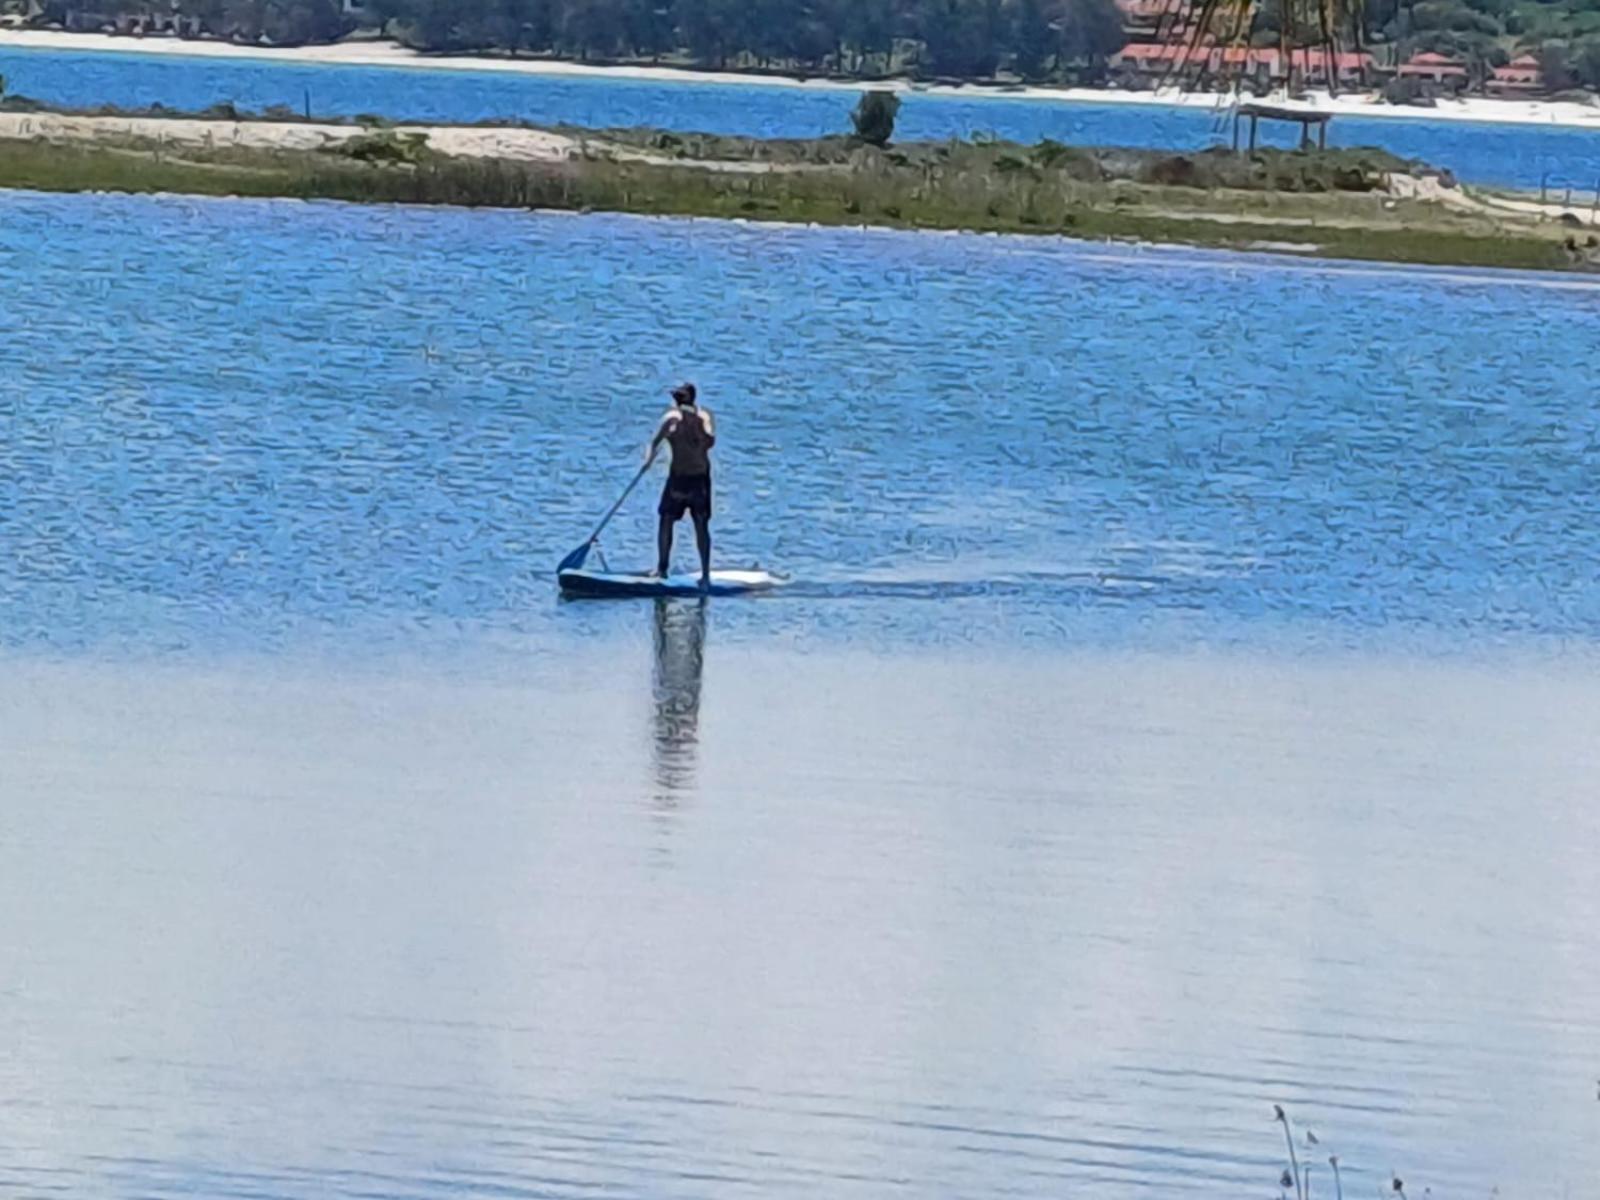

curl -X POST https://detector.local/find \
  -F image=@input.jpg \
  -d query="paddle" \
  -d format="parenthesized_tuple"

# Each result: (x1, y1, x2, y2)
(557, 458, 654, 573)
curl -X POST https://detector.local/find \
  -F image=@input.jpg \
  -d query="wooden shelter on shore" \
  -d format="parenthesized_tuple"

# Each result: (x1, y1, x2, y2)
(1231, 103, 1334, 151)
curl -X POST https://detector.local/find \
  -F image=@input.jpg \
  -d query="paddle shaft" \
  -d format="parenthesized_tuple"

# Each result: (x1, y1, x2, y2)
(585, 459, 653, 546)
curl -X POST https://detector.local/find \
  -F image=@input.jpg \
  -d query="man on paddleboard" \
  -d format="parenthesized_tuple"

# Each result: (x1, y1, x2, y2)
(647, 382, 715, 585)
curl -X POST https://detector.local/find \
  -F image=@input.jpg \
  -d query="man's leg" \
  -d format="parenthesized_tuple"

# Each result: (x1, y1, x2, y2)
(657, 514, 675, 577)
(692, 512, 712, 585)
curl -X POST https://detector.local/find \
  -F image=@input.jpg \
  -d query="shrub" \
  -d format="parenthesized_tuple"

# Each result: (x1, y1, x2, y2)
(1031, 138, 1077, 169)
(1572, 35, 1600, 86)
(1383, 75, 1437, 105)
(337, 130, 431, 166)
(1145, 155, 1200, 186)
(851, 90, 900, 147)
(1540, 40, 1577, 90)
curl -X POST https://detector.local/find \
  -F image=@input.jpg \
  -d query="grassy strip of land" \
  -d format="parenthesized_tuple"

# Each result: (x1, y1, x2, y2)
(0, 119, 1589, 274)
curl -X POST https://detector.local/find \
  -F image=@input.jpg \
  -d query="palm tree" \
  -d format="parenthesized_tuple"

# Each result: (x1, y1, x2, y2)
(1162, 0, 1368, 94)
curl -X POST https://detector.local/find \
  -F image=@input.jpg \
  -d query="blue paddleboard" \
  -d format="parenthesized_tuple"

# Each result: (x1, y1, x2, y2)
(558, 568, 782, 598)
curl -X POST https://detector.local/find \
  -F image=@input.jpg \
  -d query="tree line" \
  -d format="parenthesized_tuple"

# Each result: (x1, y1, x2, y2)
(1172, 0, 1600, 85)
(33, 0, 1132, 83)
(1362, 0, 1600, 88)
(33, 0, 1600, 90)
(367, 0, 1127, 81)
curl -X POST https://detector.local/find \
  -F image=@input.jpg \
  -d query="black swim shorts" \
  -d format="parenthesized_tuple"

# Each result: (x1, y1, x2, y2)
(659, 473, 712, 521)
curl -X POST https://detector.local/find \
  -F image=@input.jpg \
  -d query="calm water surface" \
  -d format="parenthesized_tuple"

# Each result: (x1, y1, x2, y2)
(1, 191, 1598, 1197)
(5, 44, 1600, 189)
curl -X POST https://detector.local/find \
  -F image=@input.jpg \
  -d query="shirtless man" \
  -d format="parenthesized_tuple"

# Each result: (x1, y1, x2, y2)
(647, 382, 716, 584)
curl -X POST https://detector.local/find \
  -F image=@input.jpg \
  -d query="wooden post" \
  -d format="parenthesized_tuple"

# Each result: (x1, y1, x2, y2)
(1232, 107, 1240, 152)
(1249, 113, 1258, 152)
(1589, 176, 1599, 226)
(1318, 121, 1327, 150)
(303, 87, 311, 120)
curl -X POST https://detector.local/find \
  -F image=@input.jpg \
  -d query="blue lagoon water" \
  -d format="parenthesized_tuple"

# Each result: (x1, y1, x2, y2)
(1, 190, 1598, 1200)
(3, 191, 1599, 651)
(5, 44, 1600, 189)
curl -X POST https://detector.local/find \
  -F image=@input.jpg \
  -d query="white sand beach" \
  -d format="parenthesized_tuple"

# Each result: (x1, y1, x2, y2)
(5, 28, 1600, 131)
(0, 107, 804, 171)
(0, 107, 582, 159)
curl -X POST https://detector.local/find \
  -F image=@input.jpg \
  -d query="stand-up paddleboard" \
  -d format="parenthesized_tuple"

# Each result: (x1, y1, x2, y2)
(559, 568, 783, 599)
(556, 456, 781, 598)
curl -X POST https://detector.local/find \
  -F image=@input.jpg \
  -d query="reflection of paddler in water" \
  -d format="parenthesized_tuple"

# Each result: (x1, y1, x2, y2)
(651, 597, 707, 796)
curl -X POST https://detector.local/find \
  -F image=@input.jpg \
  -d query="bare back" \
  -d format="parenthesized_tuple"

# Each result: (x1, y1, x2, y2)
(658, 405, 715, 477)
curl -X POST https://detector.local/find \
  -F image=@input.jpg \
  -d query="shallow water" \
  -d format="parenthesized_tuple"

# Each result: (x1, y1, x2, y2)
(1, 190, 1599, 1197)
(5, 44, 1600, 189)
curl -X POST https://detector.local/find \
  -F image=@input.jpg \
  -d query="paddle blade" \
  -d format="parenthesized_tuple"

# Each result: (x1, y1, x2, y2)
(557, 541, 593, 573)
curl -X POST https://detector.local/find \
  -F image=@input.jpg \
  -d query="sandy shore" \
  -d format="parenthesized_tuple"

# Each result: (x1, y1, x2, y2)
(0, 108, 582, 160)
(5, 28, 1600, 132)
(0, 108, 805, 171)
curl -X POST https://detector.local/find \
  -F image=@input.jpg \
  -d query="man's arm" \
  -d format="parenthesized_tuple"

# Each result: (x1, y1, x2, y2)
(699, 408, 715, 450)
(646, 411, 679, 463)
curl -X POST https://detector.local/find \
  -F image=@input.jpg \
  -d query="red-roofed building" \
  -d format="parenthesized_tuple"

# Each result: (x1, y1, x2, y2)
(1110, 42, 1374, 87)
(1110, 42, 1180, 70)
(1273, 47, 1376, 85)
(1397, 52, 1470, 84)
(1487, 54, 1544, 97)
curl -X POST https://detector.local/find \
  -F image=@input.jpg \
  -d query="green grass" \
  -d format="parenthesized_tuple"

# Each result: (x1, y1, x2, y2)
(0, 136, 1577, 275)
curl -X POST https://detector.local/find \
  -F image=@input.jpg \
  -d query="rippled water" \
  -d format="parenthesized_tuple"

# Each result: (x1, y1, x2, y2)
(5, 44, 1600, 189)
(2, 190, 1599, 1198)
(3, 190, 1600, 651)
